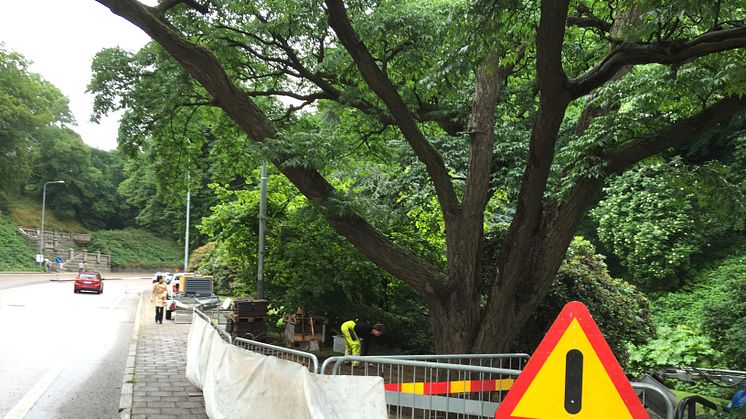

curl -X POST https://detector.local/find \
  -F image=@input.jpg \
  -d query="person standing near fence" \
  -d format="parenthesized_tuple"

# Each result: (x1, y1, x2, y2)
(340, 320, 385, 364)
(151, 275, 168, 324)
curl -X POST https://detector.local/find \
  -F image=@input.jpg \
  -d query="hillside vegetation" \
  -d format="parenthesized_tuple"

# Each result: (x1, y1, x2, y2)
(0, 215, 40, 271)
(88, 229, 182, 271)
(3, 195, 87, 233)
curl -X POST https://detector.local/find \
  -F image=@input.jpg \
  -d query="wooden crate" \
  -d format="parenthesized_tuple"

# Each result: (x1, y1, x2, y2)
(232, 297, 268, 317)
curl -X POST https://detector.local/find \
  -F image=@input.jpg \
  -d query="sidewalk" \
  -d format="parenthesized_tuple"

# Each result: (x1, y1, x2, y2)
(120, 292, 208, 419)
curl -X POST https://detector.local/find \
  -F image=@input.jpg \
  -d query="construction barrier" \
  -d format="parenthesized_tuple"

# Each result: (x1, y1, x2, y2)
(192, 306, 675, 419)
(234, 336, 319, 373)
(632, 382, 675, 419)
(193, 307, 232, 343)
(323, 356, 523, 417)
(187, 307, 387, 419)
(377, 353, 530, 370)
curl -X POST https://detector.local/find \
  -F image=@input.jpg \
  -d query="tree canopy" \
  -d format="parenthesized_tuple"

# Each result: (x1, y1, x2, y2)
(0, 44, 72, 196)
(91, 0, 746, 352)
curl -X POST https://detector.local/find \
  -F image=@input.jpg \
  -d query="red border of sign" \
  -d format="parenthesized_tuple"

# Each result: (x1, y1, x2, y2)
(495, 301, 648, 418)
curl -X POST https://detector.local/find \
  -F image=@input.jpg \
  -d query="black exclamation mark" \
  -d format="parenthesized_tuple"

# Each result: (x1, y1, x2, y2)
(564, 349, 583, 414)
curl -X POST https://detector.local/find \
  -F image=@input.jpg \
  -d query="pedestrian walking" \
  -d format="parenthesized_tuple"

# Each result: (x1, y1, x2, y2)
(78, 262, 84, 273)
(151, 275, 168, 324)
(340, 320, 385, 364)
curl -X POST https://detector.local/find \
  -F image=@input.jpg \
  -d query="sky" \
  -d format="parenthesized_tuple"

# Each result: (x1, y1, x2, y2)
(0, 0, 156, 151)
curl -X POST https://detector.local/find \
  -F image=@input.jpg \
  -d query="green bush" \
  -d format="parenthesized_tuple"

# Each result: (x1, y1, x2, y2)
(88, 228, 182, 270)
(592, 160, 744, 290)
(513, 237, 655, 367)
(700, 246, 746, 369)
(190, 241, 245, 295)
(197, 182, 435, 353)
(0, 215, 40, 271)
(630, 243, 746, 377)
(627, 325, 722, 374)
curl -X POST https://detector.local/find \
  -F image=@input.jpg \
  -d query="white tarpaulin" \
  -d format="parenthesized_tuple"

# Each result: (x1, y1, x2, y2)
(186, 314, 388, 419)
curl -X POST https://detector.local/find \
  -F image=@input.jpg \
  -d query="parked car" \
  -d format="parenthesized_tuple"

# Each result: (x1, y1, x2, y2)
(152, 271, 172, 283)
(74, 272, 103, 294)
(166, 274, 219, 320)
(165, 272, 193, 320)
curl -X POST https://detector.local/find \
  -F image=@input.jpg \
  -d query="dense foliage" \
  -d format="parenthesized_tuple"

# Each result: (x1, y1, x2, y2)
(513, 237, 654, 366)
(88, 228, 183, 270)
(0, 45, 72, 197)
(700, 244, 746, 370)
(195, 177, 655, 355)
(196, 174, 434, 353)
(0, 215, 40, 271)
(88, 0, 746, 352)
(628, 242, 746, 373)
(592, 159, 745, 289)
(0, 45, 139, 231)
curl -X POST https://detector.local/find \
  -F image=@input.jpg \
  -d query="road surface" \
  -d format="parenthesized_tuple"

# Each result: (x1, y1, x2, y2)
(0, 272, 151, 419)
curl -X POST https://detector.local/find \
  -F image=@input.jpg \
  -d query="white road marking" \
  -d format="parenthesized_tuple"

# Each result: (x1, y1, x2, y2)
(2, 292, 126, 419)
(2, 352, 74, 419)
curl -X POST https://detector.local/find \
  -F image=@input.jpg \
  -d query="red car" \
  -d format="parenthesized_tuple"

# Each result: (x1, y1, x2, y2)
(74, 272, 104, 294)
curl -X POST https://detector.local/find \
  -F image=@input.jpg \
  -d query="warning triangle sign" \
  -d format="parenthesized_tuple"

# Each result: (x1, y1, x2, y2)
(495, 301, 648, 418)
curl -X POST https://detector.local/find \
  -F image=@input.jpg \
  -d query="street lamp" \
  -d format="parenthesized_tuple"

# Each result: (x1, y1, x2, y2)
(184, 179, 191, 272)
(39, 180, 65, 266)
(257, 161, 267, 299)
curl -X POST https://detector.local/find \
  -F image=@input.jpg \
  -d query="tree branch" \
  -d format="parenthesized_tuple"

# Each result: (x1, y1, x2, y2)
(605, 94, 746, 173)
(325, 0, 461, 224)
(504, 0, 570, 234)
(570, 26, 746, 98)
(94, 0, 448, 300)
(246, 89, 331, 102)
(490, 0, 571, 327)
(566, 3, 612, 34)
(463, 50, 501, 221)
(156, 0, 208, 16)
(567, 16, 612, 33)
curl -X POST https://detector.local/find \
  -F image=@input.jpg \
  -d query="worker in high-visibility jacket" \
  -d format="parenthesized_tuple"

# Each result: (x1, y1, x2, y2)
(340, 320, 385, 361)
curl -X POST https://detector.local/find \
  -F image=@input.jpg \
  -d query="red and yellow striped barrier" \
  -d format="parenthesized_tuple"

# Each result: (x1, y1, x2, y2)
(384, 378, 514, 395)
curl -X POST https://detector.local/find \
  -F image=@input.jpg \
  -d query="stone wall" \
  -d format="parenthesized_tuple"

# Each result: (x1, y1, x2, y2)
(18, 227, 111, 272)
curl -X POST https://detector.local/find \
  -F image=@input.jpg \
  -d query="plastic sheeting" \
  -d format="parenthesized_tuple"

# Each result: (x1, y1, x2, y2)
(186, 314, 388, 419)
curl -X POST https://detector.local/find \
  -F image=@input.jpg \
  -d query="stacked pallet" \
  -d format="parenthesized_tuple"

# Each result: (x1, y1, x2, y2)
(283, 310, 328, 350)
(226, 297, 268, 341)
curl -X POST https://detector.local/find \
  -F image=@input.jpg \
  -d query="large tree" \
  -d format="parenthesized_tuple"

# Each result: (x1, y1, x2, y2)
(0, 45, 72, 196)
(92, 0, 746, 353)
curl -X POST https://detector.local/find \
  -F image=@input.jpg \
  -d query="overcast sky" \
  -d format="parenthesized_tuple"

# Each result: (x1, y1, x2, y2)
(0, 0, 156, 150)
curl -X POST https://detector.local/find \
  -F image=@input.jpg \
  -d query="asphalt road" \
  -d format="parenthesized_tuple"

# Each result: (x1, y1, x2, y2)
(0, 272, 152, 419)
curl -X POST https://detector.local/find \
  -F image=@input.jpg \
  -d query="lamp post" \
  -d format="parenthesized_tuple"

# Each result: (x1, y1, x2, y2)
(39, 180, 65, 266)
(184, 181, 191, 272)
(257, 161, 267, 299)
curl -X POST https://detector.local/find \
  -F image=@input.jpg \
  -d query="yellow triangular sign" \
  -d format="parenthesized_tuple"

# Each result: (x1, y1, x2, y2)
(495, 301, 648, 418)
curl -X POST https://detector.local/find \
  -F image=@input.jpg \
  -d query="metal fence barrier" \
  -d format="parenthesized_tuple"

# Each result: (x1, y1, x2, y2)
(193, 305, 673, 419)
(376, 353, 530, 371)
(196, 303, 319, 373)
(194, 306, 232, 344)
(632, 382, 675, 419)
(233, 337, 320, 373)
(323, 355, 523, 418)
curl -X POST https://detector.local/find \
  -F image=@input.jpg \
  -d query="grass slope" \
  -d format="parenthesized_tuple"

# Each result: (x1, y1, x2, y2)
(89, 229, 182, 270)
(3, 194, 87, 232)
(0, 215, 41, 271)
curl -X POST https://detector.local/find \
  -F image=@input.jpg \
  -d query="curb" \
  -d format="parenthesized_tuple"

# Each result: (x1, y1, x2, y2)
(119, 291, 144, 419)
